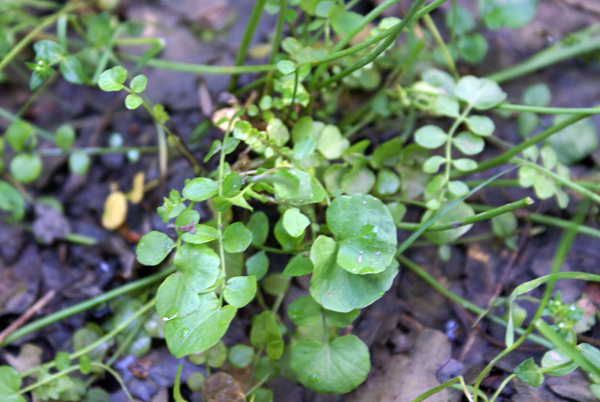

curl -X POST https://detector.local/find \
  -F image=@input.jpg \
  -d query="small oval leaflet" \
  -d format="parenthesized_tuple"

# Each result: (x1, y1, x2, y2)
(136, 231, 176, 266)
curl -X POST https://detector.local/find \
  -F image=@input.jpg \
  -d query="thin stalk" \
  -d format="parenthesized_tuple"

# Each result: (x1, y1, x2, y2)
(316, 0, 427, 90)
(489, 374, 515, 402)
(536, 320, 600, 379)
(63, 233, 97, 245)
(395, 197, 533, 232)
(460, 114, 590, 175)
(518, 158, 600, 205)
(1, 269, 174, 347)
(118, 1, 446, 79)
(496, 104, 600, 115)
(464, 178, 600, 191)
(487, 28, 600, 83)
(31, 145, 159, 156)
(0, 106, 55, 140)
(21, 300, 156, 378)
(439, 105, 472, 203)
(398, 255, 552, 348)
(422, 14, 458, 81)
(227, 0, 268, 91)
(18, 366, 81, 395)
(264, 0, 287, 94)
(91, 24, 126, 83)
(0, 1, 81, 73)
(471, 201, 586, 402)
(309, 0, 403, 90)
(470, 203, 600, 240)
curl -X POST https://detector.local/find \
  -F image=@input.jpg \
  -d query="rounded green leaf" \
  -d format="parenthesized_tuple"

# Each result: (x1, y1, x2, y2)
(546, 116, 598, 164)
(0, 365, 24, 402)
(282, 255, 313, 277)
(224, 276, 257, 308)
(261, 273, 290, 296)
(59, 56, 87, 84)
(447, 180, 469, 196)
(156, 272, 202, 319)
(433, 95, 459, 117)
(288, 296, 322, 327)
(174, 243, 221, 291)
(444, 5, 474, 35)
(182, 177, 218, 201)
(223, 222, 252, 253)
(10, 153, 42, 183)
(455, 76, 506, 110)
(228, 344, 254, 369)
(374, 169, 400, 196)
(164, 294, 236, 358)
(327, 194, 397, 274)
(250, 311, 284, 360)
(136, 231, 175, 266)
(452, 158, 478, 171)
(130, 75, 147, 92)
(276, 60, 296, 75)
(68, 151, 90, 175)
(458, 33, 488, 64)
(533, 174, 555, 199)
(33, 40, 65, 64)
(415, 125, 448, 149)
(466, 115, 494, 136)
(248, 211, 269, 246)
(325, 309, 360, 328)
(317, 125, 349, 159)
(125, 94, 143, 110)
(6, 120, 35, 152)
(181, 224, 219, 244)
(98, 66, 127, 92)
(282, 207, 310, 238)
(55, 124, 75, 151)
(290, 335, 370, 394)
(309, 236, 398, 312)
(452, 131, 484, 155)
(541, 348, 578, 376)
(246, 251, 269, 280)
(514, 358, 544, 387)
(523, 83, 551, 107)
(423, 155, 446, 174)
(491, 212, 518, 238)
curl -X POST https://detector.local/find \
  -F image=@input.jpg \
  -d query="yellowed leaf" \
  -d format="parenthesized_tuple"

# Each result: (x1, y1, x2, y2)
(212, 108, 240, 132)
(102, 191, 127, 230)
(248, 43, 272, 59)
(128, 171, 145, 204)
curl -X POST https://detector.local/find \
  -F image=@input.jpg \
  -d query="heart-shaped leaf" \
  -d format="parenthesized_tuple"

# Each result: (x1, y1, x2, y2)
(309, 236, 397, 312)
(290, 335, 370, 394)
(327, 194, 397, 274)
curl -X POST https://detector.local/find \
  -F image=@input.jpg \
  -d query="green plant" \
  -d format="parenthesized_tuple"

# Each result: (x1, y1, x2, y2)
(2, 0, 600, 400)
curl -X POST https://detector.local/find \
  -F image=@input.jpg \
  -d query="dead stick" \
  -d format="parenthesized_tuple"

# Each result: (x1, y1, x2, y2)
(0, 290, 56, 345)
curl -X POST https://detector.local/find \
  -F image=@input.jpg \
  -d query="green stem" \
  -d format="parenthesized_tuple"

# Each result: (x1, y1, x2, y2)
(397, 255, 552, 348)
(309, 0, 403, 91)
(519, 159, 600, 205)
(0, 106, 55, 140)
(536, 320, 600, 379)
(460, 114, 590, 175)
(30, 145, 159, 156)
(316, 0, 427, 90)
(464, 178, 600, 191)
(470, 203, 600, 239)
(422, 14, 458, 81)
(1, 269, 173, 347)
(496, 104, 600, 115)
(17, 366, 81, 395)
(396, 197, 533, 232)
(227, 0, 268, 91)
(489, 374, 515, 402)
(471, 201, 586, 402)
(21, 300, 156, 378)
(0, 1, 81, 73)
(486, 27, 600, 83)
